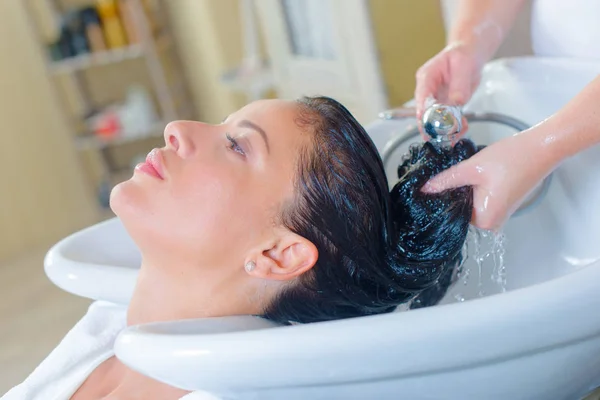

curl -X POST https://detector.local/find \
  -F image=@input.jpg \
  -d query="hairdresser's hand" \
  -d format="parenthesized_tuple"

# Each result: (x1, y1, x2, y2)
(421, 132, 558, 231)
(415, 42, 483, 139)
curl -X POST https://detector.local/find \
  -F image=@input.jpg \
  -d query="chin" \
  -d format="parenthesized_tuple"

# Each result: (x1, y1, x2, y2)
(109, 178, 174, 259)
(110, 178, 135, 217)
(110, 179, 153, 244)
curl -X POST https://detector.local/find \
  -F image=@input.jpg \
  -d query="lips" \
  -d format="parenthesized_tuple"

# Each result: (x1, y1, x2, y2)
(135, 148, 165, 180)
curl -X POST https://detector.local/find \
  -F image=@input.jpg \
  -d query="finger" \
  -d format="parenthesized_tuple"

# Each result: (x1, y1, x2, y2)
(414, 86, 434, 120)
(421, 163, 475, 193)
(470, 187, 488, 228)
(471, 201, 503, 231)
(470, 188, 509, 231)
(417, 119, 428, 141)
(415, 68, 442, 118)
(451, 116, 470, 144)
(447, 59, 472, 106)
(473, 214, 506, 232)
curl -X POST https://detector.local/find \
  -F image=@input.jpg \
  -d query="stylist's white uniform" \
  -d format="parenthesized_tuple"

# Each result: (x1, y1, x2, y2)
(531, 0, 600, 59)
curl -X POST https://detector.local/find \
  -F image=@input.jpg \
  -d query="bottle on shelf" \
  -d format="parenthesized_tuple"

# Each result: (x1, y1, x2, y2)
(118, 0, 141, 45)
(81, 7, 107, 53)
(96, 0, 128, 49)
(62, 10, 90, 56)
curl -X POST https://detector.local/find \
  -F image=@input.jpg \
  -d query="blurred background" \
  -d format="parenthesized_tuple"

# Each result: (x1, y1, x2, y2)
(0, 0, 533, 393)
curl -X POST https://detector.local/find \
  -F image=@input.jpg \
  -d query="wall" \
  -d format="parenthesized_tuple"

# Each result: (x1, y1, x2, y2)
(164, 0, 447, 119)
(162, 0, 532, 118)
(0, 0, 249, 262)
(439, 0, 533, 59)
(161, 0, 450, 118)
(163, 0, 247, 124)
(371, 0, 534, 109)
(369, 0, 447, 107)
(0, 1, 97, 262)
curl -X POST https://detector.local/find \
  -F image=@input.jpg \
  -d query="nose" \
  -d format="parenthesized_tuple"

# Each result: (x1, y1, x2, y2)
(164, 121, 196, 157)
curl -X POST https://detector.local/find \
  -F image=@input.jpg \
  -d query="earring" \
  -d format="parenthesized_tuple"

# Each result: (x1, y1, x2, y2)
(245, 260, 256, 273)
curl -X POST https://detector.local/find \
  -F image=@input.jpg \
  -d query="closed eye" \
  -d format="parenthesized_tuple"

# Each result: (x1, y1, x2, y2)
(226, 133, 246, 156)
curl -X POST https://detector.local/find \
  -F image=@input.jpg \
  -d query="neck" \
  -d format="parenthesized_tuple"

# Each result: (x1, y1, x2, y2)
(86, 355, 190, 399)
(126, 257, 268, 326)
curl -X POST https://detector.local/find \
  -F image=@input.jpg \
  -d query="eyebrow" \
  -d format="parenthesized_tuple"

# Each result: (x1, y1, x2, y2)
(238, 119, 270, 154)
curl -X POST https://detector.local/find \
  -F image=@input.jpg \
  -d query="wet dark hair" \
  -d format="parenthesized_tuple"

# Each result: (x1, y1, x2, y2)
(263, 96, 480, 324)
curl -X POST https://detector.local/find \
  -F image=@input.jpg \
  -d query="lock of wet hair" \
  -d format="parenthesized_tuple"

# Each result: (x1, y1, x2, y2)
(263, 96, 482, 324)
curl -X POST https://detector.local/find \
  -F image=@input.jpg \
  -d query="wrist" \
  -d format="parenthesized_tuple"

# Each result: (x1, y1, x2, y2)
(520, 120, 568, 170)
(448, 19, 504, 66)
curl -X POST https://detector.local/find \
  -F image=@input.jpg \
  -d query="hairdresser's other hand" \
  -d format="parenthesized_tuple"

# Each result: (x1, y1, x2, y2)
(421, 133, 558, 231)
(414, 42, 483, 139)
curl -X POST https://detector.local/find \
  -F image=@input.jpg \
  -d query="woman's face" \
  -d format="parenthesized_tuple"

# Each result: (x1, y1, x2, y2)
(110, 99, 310, 276)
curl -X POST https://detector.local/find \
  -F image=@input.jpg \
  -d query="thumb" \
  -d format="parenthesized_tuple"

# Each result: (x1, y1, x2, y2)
(447, 62, 472, 106)
(415, 67, 442, 118)
(421, 163, 476, 193)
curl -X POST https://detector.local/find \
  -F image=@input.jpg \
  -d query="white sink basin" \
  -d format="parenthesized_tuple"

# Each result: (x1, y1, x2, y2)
(44, 57, 600, 400)
(44, 215, 140, 305)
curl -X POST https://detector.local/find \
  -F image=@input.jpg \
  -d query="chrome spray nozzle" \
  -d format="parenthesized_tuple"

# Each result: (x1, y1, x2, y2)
(421, 104, 463, 146)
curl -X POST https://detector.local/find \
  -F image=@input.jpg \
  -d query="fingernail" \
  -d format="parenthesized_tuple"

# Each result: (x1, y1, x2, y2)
(449, 92, 464, 105)
(422, 181, 436, 193)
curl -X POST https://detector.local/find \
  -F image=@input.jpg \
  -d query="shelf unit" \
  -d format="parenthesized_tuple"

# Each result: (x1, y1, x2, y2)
(24, 0, 194, 209)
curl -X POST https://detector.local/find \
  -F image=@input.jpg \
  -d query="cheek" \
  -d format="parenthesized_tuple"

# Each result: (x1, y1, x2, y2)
(172, 169, 232, 233)
(158, 164, 264, 260)
(111, 170, 240, 261)
(111, 159, 284, 265)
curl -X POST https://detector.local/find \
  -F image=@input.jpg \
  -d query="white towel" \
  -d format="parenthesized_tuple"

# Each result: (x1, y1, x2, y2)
(1, 301, 221, 400)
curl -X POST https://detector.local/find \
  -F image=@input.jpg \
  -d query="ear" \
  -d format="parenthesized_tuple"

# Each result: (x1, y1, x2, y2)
(248, 231, 318, 282)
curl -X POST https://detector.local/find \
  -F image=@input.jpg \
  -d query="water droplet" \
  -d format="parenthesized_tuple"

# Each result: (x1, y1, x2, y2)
(454, 294, 465, 302)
